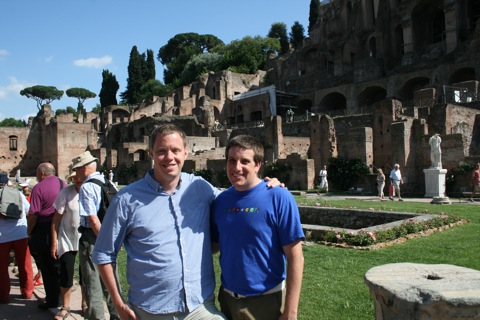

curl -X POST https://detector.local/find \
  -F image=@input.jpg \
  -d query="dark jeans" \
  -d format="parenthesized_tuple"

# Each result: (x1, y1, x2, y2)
(29, 221, 60, 307)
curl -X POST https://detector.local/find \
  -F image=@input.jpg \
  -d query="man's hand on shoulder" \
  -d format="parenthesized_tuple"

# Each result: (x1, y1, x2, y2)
(264, 177, 286, 189)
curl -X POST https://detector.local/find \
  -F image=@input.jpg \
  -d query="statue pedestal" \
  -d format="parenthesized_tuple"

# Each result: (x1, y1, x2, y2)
(423, 168, 448, 198)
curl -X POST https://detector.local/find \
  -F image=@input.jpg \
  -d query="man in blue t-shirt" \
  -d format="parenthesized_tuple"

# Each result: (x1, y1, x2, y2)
(212, 135, 305, 320)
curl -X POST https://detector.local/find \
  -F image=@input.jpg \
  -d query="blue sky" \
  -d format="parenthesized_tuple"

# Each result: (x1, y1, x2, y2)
(0, 0, 310, 121)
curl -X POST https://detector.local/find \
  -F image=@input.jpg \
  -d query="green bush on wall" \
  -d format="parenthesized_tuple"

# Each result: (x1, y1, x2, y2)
(446, 163, 475, 187)
(327, 157, 370, 191)
(262, 162, 292, 183)
(191, 169, 230, 189)
(116, 163, 137, 183)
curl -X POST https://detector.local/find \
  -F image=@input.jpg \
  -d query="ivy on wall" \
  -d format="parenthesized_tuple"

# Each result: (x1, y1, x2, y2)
(327, 157, 370, 191)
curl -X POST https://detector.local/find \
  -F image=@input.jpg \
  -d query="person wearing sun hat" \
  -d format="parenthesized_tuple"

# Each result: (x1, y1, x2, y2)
(19, 179, 32, 201)
(72, 151, 119, 320)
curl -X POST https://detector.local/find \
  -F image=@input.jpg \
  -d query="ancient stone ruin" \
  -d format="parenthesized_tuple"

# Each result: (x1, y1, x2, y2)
(1, 0, 480, 196)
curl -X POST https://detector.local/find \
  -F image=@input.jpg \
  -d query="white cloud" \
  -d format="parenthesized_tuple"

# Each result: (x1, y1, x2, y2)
(0, 49, 9, 61)
(73, 55, 112, 69)
(44, 56, 54, 63)
(0, 77, 31, 101)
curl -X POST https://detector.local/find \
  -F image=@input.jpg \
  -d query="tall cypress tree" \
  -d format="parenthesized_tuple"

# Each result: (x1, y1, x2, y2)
(290, 21, 306, 49)
(145, 49, 156, 81)
(121, 46, 145, 105)
(99, 69, 119, 109)
(268, 22, 290, 54)
(309, 0, 320, 35)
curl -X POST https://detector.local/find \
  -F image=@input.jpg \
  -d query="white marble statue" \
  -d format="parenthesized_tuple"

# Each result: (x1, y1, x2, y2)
(429, 133, 442, 168)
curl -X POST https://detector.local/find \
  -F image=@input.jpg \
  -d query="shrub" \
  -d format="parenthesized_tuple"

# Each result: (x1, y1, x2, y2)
(321, 214, 462, 246)
(327, 157, 370, 191)
(262, 161, 292, 182)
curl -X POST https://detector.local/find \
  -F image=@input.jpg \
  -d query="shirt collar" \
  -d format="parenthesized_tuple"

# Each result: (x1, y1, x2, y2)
(145, 169, 183, 193)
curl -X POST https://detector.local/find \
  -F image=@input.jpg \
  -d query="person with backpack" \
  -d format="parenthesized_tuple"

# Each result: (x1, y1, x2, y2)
(0, 172, 33, 304)
(72, 151, 119, 320)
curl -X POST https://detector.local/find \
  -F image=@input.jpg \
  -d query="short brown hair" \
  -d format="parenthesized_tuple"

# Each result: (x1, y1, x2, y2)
(149, 124, 187, 150)
(225, 135, 264, 165)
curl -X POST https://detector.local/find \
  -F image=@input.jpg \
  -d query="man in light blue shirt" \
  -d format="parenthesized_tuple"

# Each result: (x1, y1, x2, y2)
(73, 151, 119, 320)
(92, 124, 226, 319)
(389, 163, 404, 201)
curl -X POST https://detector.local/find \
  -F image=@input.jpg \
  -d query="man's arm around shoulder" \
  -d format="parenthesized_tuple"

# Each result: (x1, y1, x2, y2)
(281, 239, 304, 320)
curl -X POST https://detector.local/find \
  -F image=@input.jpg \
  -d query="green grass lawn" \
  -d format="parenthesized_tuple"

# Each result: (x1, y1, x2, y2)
(113, 198, 480, 320)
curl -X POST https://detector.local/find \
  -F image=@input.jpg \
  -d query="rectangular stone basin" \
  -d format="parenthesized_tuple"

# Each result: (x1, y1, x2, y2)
(299, 206, 437, 240)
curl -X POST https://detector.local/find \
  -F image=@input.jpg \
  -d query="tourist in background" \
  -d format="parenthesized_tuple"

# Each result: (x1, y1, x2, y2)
(50, 171, 82, 320)
(19, 179, 42, 287)
(28, 163, 66, 309)
(389, 164, 403, 201)
(469, 163, 480, 202)
(376, 168, 385, 200)
(212, 135, 304, 320)
(72, 151, 119, 320)
(318, 165, 328, 193)
(0, 172, 33, 304)
(286, 108, 294, 123)
(18, 179, 32, 202)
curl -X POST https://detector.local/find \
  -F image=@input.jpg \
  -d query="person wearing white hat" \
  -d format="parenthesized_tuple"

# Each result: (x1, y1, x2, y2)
(72, 151, 119, 320)
(19, 179, 32, 202)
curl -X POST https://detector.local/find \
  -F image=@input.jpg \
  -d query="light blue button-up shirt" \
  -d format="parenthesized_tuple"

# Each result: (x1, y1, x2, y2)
(92, 169, 219, 314)
(78, 172, 105, 228)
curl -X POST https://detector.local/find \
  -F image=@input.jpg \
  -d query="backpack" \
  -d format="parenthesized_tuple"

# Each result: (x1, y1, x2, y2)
(0, 186, 23, 219)
(84, 179, 118, 222)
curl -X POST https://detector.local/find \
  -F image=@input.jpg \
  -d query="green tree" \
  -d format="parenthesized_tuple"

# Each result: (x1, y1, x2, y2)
(179, 52, 224, 85)
(139, 79, 168, 101)
(158, 33, 224, 86)
(55, 106, 77, 117)
(0, 118, 26, 127)
(144, 49, 156, 81)
(268, 22, 290, 54)
(290, 21, 306, 49)
(91, 104, 102, 114)
(66, 87, 96, 117)
(121, 46, 145, 105)
(327, 157, 370, 191)
(217, 36, 280, 73)
(99, 69, 119, 109)
(309, 0, 320, 35)
(20, 85, 64, 110)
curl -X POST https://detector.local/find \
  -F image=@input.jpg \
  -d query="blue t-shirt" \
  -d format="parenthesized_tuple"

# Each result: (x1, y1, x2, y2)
(211, 180, 304, 296)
